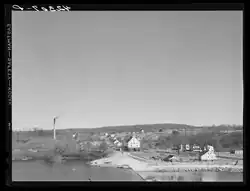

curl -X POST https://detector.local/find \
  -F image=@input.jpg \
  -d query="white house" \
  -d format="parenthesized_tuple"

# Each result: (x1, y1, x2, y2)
(179, 144, 184, 151)
(207, 145, 214, 152)
(114, 140, 122, 147)
(201, 151, 217, 161)
(235, 150, 243, 155)
(203, 146, 207, 151)
(185, 144, 190, 151)
(127, 136, 140, 151)
(88, 141, 102, 148)
(200, 145, 217, 161)
(110, 134, 115, 138)
(193, 145, 202, 152)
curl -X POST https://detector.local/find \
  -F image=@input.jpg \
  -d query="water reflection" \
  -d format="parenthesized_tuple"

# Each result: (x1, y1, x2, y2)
(144, 171, 243, 182)
(12, 160, 143, 181)
(12, 160, 243, 182)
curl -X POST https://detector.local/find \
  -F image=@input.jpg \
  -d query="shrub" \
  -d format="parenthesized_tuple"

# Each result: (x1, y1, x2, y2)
(219, 132, 243, 149)
(37, 129, 44, 136)
(54, 141, 69, 154)
(172, 130, 180, 136)
(99, 141, 108, 151)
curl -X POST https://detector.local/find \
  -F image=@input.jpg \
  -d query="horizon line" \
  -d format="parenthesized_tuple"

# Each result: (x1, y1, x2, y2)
(13, 122, 243, 131)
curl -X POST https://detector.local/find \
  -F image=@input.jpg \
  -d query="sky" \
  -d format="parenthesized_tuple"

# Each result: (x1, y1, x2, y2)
(12, 11, 243, 130)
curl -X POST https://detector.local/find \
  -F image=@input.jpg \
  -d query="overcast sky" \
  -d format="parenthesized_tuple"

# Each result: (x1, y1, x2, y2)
(12, 11, 243, 130)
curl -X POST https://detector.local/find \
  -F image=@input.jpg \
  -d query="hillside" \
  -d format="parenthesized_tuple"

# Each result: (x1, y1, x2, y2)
(63, 123, 203, 134)
(14, 123, 242, 135)
(62, 123, 242, 134)
(141, 130, 243, 152)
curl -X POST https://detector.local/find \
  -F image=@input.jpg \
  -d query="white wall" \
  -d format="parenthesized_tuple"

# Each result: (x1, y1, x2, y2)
(201, 150, 217, 160)
(128, 137, 140, 148)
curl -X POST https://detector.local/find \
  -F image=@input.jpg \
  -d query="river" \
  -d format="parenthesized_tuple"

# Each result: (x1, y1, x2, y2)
(12, 160, 243, 181)
(12, 160, 143, 181)
(138, 171, 243, 181)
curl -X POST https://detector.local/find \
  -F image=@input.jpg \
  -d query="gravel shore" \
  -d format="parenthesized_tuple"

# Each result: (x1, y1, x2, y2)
(90, 151, 243, 173)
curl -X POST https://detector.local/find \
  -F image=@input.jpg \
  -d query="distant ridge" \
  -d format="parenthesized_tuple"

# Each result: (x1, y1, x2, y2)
(57, 123, 203, 133)
(17, 123, 242, 133)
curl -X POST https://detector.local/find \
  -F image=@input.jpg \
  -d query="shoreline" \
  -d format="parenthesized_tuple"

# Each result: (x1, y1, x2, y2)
(90, 151, 243, 173)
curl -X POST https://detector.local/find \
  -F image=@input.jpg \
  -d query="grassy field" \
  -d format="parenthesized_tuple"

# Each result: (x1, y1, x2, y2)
(215, 152, 243, 160)
(12, 131, 112, 162)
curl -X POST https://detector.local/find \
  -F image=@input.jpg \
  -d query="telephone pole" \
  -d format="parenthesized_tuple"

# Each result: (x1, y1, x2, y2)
(53, 116, 59, 140)
(17, 129, 20, 142)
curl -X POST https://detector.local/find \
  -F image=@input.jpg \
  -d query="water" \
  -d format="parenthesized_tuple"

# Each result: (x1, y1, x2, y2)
(12, 160, 144, 181)
(12, 160, 243, 182)
(141, 171, 243, 182)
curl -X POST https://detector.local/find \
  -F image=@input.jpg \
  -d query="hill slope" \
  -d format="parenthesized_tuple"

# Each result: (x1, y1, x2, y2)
(65, 123, 202, 133)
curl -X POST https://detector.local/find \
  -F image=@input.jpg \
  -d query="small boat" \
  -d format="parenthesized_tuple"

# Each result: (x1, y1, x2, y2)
(13, 149, 21, 152)
(22, 156, 32, 161)
(104, 161, 111, 164)
(28, 149, 38, 152)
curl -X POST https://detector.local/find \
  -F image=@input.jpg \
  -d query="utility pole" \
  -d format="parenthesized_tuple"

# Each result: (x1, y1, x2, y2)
(17, 129, 20, 142)
(53, 116, 59, 140)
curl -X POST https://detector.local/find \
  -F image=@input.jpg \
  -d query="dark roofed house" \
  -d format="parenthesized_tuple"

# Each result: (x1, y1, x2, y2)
(122, 135, 133, 149)
(116, 137, 122, 143)
(123, 135, 133, 144)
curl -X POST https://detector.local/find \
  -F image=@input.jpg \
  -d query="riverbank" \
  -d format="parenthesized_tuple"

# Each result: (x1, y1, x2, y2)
(90, 151, 243, 173)
(135, 171, 243, 181)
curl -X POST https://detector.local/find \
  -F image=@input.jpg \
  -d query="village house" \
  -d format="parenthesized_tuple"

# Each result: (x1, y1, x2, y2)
(235, 129, 243, 132)
(114, 137, 122, 147)
(165, 148, 172, 153)
(203, 145, 207, 152)
(117, 142, 122, 147)
(200, 145, 217, 161)
(231, 149, 243, 155)
(99, 135, 106, 140)
(192, 144, 202, 152)
(185, 144, 191, 151)
(172, 145, 179, 150)
(220, 130, 236, 134)
(150, 134, 159, 141)
(165, 129, 172, 133)
(91, 141, 102, 146)
(125, 136, 141, 151)
(235, 150, 243, 155)
(179, 144, 184, 151)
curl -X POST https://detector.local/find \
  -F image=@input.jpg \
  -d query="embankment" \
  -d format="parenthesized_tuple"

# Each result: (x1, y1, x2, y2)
(90, 152, 243, 173)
